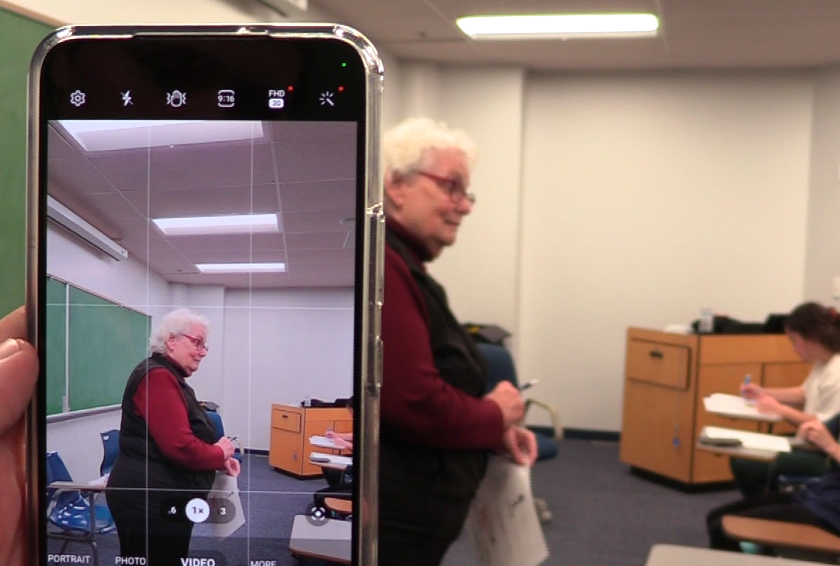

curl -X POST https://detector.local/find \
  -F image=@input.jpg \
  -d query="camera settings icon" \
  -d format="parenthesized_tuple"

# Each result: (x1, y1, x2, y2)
(69, 90, 86, 107)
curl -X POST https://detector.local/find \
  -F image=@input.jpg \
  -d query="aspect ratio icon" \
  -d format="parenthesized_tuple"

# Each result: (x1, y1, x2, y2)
(217, 89, 235, 108)
(268, 89, 286, 109)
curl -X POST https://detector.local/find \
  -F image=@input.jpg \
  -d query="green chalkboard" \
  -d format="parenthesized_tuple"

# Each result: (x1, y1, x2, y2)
(0, 7, 53, 316)
(45, 278, 151, 415)
(67, 287, 150, 412)
(46, 278, 66, 414)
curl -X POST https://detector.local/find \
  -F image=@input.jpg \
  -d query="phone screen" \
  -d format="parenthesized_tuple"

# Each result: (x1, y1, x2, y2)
(29, 26, 382, 566)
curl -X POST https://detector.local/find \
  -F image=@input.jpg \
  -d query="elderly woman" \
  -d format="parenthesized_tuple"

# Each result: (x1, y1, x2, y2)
(379, 117, 538, 566)
(106, 308, 239, 566)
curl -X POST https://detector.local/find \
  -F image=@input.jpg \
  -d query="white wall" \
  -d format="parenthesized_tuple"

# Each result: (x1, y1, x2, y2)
(221, 288, 354, 451)
(394, 67, 815, 432)
(804, 64, 840, 306)
(518, 71, 813, 431)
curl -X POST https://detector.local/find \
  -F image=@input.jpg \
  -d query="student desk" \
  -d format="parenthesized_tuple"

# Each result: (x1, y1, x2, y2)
(620, 328, 809, 485)
(288, 515, 351, 564)
(644, 544, 826, 565)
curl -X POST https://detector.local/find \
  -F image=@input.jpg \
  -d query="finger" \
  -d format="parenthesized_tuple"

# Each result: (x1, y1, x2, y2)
(0, 307, 26, 343)
(0, 340, 39, 434)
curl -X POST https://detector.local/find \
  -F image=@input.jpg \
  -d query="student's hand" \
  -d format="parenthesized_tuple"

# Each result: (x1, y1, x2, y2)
(740, 382, 764, 399)
(485, 381, 525, 427)
(0, 307, 40, 566)
(214, 436, 235, 459)
(497, 426, 538, 466)
(798, 419, 838, 453)
(755, 395, 783, 415)
(326, 430, 354, 451)
(223, 457, 241, 477)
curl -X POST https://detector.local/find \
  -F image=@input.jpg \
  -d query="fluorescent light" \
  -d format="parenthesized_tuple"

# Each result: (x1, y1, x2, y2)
(59, 120, 265, 152)
(47, 196, 128, 261)
(153, 214, 280, 236)
(196, 263, 286, 274)
(456, 13, 659, 40)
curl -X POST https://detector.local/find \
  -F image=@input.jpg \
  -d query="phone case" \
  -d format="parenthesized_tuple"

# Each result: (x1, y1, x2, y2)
(26, 24, 384, 566)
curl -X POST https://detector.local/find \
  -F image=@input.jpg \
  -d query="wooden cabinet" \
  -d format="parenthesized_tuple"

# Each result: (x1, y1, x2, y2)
(619, 327, 809, 485)
(268, 404, 353, 477)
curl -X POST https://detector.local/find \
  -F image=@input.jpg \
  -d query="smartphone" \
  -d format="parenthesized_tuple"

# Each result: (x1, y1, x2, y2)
(27, 24, 383, 566)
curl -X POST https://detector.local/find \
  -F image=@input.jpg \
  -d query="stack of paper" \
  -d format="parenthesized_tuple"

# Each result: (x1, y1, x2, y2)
(309, 435, 341, 449)
(703, 393, 781, 422)
(703, 426, 792, 453)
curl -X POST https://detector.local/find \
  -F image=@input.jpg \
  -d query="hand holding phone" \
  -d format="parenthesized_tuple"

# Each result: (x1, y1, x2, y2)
(29, 25, 383, 566)
(0, 307, 38, 566)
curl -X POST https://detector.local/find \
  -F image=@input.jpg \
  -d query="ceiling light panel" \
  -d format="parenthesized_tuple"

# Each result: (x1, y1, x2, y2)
(457, 13, 659, 40)
(196, 263, 286, 274)
(153, 213, 281, 236)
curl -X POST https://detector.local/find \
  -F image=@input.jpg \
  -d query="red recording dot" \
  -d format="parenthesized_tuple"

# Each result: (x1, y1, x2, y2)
(287, 86, 294, 92)
(338, 85, 344, 92)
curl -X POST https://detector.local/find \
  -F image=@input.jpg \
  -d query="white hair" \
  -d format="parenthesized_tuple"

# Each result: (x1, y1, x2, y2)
(383, 117, 478, 183)
(149, 308, 209, 354)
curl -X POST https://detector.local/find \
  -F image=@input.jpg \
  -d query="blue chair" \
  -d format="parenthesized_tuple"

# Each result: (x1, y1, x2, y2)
(205, 408, 243, 463)
(99, 429, 119, 477)
(478, 342, 561, 522)
(46, 451, 115, 566)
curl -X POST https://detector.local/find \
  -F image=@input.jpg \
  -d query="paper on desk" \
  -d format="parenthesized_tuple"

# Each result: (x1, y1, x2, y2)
(704, 426, 792, 452)
(310, 435, 341, 449)
(310, 451, 353, 467)
(703, 393, 781, 422)
(464, 456, 549, 566)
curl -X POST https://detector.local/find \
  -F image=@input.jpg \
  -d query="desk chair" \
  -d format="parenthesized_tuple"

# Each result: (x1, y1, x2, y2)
(477, 342, 561, 522)
(204, 407, 243, 463)
(46, 451, 116, 566)
(722, 515, 840, 563)
(99, 429, 119, 476)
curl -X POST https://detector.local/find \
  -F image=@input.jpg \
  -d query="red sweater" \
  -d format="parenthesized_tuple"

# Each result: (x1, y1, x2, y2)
(380, 221, 504, 449)
(132, 366, 226, 471)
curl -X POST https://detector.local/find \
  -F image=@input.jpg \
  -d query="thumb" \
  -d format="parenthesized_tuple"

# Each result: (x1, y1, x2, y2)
(0, 340, 39, 434)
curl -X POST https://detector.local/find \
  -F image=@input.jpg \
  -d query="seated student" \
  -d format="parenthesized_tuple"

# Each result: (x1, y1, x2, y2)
(708, 415, 840, 551)
(731, 302, 840, 496)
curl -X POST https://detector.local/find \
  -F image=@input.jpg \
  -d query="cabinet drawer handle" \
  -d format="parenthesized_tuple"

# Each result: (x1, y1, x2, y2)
(649, 350, 664, 359)
(282, 414, 289, 418)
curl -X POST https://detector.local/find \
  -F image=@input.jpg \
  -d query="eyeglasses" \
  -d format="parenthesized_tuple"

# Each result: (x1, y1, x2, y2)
(181, 333, 209, 352)
(415, 171, 476, 205)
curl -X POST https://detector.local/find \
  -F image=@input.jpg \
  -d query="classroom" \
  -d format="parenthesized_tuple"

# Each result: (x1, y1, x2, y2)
(4, 0, 840, 565)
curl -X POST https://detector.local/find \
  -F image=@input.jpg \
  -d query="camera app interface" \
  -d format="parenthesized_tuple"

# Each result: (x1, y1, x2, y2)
(43, 62, 363, 566)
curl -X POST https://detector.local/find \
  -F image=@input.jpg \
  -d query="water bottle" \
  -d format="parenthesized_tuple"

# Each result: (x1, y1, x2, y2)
(699, 307, 714, 333)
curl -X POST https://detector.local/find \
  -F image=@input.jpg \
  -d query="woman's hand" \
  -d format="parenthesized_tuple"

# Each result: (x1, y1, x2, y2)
(497, 426, 538, 466)
(0, 307, 39, 566)
(214, 436, 235, 460)
(485, 381, 525, 427)
(798, 419, 839, 454)
(740, 382, 764, 400)
(223, 457, 241, 477)
(755, 395, 783, 415)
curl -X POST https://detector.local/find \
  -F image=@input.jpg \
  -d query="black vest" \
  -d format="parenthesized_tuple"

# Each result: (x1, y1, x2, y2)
(109, 353, 217, 492)
(381, 228, 490, 502)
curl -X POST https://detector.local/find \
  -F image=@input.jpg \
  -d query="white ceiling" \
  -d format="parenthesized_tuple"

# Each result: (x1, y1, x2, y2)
(311, 0, 840, 71)
(48, 120, 358, 289)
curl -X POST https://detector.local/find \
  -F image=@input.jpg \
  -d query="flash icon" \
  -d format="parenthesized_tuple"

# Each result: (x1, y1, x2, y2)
(121, 91, 133, 106)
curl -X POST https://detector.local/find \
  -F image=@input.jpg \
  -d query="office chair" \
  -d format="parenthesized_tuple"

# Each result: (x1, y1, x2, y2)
(477, 342, 561, 522)
(99, 429, 119, 477)
(46, 451, 116, 566)
(204, 406, 243, 463)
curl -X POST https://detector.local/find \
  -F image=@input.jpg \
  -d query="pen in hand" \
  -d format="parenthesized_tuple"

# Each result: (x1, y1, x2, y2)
(519, 380, 539, 391)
